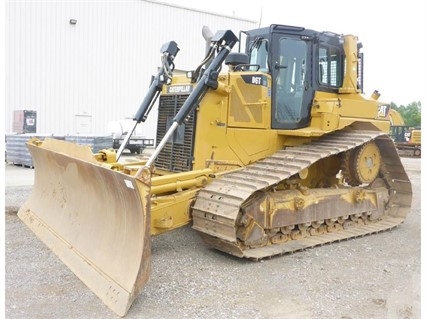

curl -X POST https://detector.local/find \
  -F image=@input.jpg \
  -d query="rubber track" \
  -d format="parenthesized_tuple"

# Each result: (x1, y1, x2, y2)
(192, 129, 412, 259)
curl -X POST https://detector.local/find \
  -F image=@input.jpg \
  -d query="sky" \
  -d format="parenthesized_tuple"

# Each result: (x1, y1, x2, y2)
(157, 0, 425, 107)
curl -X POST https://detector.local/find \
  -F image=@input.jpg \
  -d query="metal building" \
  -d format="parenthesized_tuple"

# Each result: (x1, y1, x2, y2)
(5, 0, 256, 139)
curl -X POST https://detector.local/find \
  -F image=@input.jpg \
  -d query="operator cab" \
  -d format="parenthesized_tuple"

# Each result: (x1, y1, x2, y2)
(244, 24, 356, 130)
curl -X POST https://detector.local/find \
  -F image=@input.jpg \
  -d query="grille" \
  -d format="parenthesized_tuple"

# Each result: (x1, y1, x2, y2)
(155, 94, 196, 172)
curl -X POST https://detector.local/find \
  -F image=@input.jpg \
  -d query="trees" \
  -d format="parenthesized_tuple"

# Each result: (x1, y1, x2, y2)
(390, 101, 422, 127)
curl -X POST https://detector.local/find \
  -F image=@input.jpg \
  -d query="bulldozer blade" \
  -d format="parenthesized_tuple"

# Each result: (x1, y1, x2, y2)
(17, 138, 152, 317)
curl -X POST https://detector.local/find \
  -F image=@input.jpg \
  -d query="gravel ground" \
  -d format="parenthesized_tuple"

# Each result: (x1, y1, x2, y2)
(5, 157, 421, 319)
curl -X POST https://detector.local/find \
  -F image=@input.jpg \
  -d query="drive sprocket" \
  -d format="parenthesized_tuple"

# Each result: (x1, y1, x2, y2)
(342, 141, 381, 186)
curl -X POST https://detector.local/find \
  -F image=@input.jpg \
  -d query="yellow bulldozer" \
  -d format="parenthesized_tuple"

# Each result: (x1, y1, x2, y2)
(388, 109, 421, 157)
(18, 25, 412, 316)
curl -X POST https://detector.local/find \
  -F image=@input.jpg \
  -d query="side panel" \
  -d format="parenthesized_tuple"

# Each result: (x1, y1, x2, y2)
(227, 73, 271, 129)
(189, 74, 284, 171)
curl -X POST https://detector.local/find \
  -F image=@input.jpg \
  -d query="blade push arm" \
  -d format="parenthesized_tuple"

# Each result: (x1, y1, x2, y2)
(116, 41, 180, 160)
(144, 30, 238, 168)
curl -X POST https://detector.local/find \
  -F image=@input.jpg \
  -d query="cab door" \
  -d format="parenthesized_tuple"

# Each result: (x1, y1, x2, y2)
(271, 34, 314, 129)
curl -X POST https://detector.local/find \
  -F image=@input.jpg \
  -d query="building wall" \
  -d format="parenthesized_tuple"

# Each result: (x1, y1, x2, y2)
(5, 0, 256, 139)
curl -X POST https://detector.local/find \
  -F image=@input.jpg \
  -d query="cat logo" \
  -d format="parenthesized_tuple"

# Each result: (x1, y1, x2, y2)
(377, 104, 390, 117)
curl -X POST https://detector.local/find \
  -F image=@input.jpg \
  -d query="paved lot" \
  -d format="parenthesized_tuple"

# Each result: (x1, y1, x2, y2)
(4, 163, 35, 187)
(4, 157, 422, 319)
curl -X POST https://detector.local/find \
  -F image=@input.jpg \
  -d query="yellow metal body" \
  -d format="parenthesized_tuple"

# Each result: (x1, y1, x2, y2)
(410, 129, 421, 144)
(388, 108, 405, 125)
(147, 67, 390, 235)
(178, 74, 390, 170)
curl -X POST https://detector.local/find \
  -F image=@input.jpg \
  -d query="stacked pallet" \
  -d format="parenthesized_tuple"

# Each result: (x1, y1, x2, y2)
(5, 134, 114, 167)
(64, 135, 113, 153)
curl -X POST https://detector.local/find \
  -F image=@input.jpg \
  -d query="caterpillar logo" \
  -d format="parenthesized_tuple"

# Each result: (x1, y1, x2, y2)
(167, 85, 193, 94)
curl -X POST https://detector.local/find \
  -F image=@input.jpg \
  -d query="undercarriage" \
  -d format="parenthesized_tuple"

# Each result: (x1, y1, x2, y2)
(192, 129, 412, 259)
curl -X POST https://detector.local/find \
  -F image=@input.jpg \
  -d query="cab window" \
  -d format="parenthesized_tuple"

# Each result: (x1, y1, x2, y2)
(248, 38, 269, 72)
(318, 45, 342, 87)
